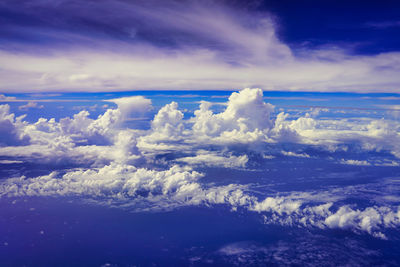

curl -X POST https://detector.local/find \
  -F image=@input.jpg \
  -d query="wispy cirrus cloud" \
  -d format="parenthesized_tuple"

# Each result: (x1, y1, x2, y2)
(0, 0, 400, 92)
(18, 101, 44, 111)
(365, 20, 400, 29)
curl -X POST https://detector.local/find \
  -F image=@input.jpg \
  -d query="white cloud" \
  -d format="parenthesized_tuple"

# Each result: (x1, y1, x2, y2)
(1, 2, 400, 92)
(176, 151, 248, 168)
(0, 95, 153, 164)
(324, 205, 400, 238)
(192, 88, 274, 142)
(252, 196, 302, 215)
(135, 88, 400, 159)
(137, 88, 276, 152)
(107, 96, 152, 120)
(0, 163, 202, 200)
(1, 88, 400, 164)
(0, 88, 400, 239)
(18, 101, 44, 111)
(0, 159, 23, 164)
(272, 112, 400, 158)
(0, 104, 30, 146)
(340, 159, 371, 166)
(1, 160, 399, 238)
(1, 43, 400, 93)
(281, 151, 311, 158)
(0, 94, 16, 101)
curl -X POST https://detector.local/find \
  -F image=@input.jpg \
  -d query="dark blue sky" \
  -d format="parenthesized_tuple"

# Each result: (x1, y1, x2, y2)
(260, 0, 400, 54)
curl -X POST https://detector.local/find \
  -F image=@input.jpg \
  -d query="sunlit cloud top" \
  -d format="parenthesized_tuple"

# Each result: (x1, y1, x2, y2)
(1, 0, 400, 92)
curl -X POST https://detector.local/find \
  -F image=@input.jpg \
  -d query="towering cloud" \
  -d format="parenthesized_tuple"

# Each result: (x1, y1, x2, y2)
(0, 104, 30, 146)
(0, 88, 399, 239)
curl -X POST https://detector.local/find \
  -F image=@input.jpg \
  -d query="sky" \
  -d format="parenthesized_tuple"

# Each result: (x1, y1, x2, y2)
(1, 1, 400, 265)
(1, 0, 400, 92)
(1, 88, 400, 265)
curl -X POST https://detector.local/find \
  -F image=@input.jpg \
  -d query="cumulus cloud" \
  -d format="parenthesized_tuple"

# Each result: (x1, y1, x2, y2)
(0, 160, 253, 212)
(192, 88, 274, 142)
(0, 163, 202, 200)
(254, 196, 400, 239)
(2, 88, 399, 165)
(0, 88, 400, 239)
(136, 88, 400, 160)
(176, 151, 248, 168)
(1, 159, 399, 238)
(0, 104, 30, 146)
(107, 96, 152, 120)
(139, 88, 275, 150)
(272, 112, 400, 158)
(0, 95, 153, 165)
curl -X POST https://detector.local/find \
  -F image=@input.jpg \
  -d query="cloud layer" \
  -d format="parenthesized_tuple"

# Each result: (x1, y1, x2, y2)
(0, 88, 399, 239)
(1, 0, 400, 92)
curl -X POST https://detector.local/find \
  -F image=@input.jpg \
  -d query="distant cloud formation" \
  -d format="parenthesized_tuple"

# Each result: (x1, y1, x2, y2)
(365, 20, 400, 29)
(0, 88, 399, 160)
(0, 0, 400, 92)
(0, 88, 399, 239)
(18, 101, 44, 111)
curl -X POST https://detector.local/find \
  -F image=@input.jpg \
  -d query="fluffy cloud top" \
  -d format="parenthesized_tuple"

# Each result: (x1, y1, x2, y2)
(0, 88, 399, 239)
(2, 161, 399, 239)
(1, 88, 400, 160)
(176, 151, 248, 168)
(108, 96, 152, 120)
(193, 88, 274, 141)
(0, 104, 30, 146)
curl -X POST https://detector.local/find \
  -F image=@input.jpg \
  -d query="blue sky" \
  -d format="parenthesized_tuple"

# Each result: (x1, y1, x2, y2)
(1, 2, 400, 265)
(1, 0, 400, 92)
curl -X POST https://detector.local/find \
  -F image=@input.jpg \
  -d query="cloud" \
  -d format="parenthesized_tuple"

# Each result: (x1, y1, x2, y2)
(0, 159, 23, 164)
(252, 196, 303, 215)
(192, 88, 274, 142)
(107, 96, 152, 120)
(273, 113, 400, 158)
(1, 88, 400, 163)
(1, 159, 399, 238)
(281, 151, 311, 158)
(136, 88, 400, 159)
(0, 94, 16, 101)
(0, 163, 202, 206)
(0, 1, 400, 92)
(176, 151, 248, 168)
(324, 205, 400, 239)
(217, 233, 385, 266)
(18, 101, 44, 111)
(340, 159, 371, 166)
(3, 88, 399, 167)
(0, 104, 30, 146)
(365, 21, 400, 29)
(0, 95, 153, 165)
(0, 88, 400, 239)
(139, 88, 275, 151)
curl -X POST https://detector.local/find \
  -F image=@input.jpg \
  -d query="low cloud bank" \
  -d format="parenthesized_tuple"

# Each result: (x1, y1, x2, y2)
(0, 88, 399, 238)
